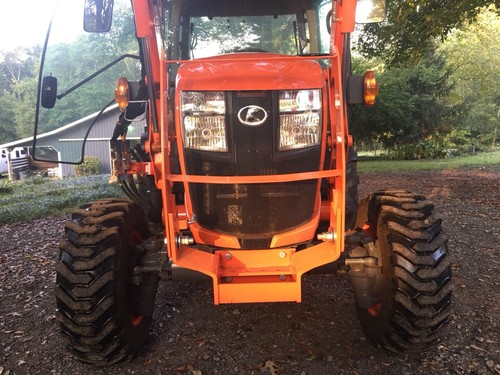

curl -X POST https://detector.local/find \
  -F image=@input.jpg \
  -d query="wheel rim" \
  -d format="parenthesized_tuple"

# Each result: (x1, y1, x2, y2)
(129, 230, 143, 246)
(130, 314, 144, 327)
(367, 302, 382, 317)
(128, 230, 145, 327)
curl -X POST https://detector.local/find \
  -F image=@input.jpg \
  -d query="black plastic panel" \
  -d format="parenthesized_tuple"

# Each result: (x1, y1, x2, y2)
(184, 91, 321, 248)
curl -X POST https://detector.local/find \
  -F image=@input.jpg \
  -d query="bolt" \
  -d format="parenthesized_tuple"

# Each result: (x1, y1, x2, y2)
(317, 231, 336, 242)
(179, 236, 194, 246)
(279, 251, 286, 259)
(225, 253, 232, 260)
(225, 276, 233, 282)
(279, 274, 286, 281)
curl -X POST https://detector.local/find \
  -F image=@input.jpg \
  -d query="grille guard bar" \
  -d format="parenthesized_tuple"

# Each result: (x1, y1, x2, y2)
(168, 168, 341, 184)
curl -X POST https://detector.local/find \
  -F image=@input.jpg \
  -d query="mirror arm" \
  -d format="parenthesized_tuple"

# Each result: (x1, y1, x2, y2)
(57, 54, 140, 100)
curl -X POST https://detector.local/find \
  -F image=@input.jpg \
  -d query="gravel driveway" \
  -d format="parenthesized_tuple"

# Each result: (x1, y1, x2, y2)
(1, 168, 499, 375)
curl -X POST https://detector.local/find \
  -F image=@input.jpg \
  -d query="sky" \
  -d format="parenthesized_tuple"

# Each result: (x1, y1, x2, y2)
(0, 0, 134, 54)
(0, 0, 58, 51)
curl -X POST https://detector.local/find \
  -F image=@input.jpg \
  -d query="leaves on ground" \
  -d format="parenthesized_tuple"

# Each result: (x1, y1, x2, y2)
(0, 169, 499, 374)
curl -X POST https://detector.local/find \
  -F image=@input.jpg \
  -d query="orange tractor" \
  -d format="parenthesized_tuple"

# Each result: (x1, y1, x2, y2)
(35, 0, 453, 365)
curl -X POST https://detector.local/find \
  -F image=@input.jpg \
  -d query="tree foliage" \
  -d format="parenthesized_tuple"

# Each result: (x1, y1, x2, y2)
(355, 0, 498, 65)
(438, 6, 499, 148)
(350, 5, 499, 156)
(36, 7, 139, 135)
(0, 2, 498, 160)
(351, 50, 453, 149)
(0, 94, 17, 144)
(0, 7, 138, 143)
(0, 47, 40, 141)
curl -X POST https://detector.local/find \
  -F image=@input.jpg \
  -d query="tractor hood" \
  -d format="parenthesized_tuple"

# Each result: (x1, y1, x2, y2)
(176, 53, 324, 91)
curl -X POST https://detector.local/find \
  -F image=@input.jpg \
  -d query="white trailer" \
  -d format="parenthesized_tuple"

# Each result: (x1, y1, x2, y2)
(0, 147, 30, 178)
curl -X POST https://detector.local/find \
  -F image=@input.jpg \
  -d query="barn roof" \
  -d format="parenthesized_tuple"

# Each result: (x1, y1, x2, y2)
(0, 104, 120, 149)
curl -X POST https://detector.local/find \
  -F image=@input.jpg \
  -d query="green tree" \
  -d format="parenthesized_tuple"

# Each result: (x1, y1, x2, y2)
(1, 48, 38, 96)
(0, 47, 41, 142)
(0, 94, 17, 143)
(14, 74, 39, 138)
(439, 6, 499, 149)
(350, 50, 453, 150)
(36, 6, 140, 134)
(355, 0, 497, 65)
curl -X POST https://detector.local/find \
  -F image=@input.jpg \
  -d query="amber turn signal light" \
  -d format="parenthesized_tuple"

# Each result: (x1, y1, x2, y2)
(115, 77, 130, 109)
(363, 71, 378, 107)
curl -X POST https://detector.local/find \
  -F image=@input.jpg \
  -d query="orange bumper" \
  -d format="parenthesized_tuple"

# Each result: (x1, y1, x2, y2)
(171, 240, 340, 304)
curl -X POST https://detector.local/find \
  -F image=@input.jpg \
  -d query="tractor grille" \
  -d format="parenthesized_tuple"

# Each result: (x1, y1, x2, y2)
(184, 91, 321, 249)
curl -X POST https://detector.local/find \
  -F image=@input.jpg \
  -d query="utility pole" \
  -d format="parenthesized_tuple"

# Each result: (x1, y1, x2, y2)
(7, 147, 14, 181)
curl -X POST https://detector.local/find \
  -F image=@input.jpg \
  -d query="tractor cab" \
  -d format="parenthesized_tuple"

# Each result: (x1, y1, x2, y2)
(34, 0, 384, 165)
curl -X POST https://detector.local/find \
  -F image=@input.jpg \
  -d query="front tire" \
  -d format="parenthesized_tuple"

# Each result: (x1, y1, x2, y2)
(345, 147, 359, 229)
(55, 198, 157, 365)
(354, 190, 453, 352)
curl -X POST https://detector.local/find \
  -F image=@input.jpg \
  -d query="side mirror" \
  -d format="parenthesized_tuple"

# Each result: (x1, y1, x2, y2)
(356, 0, 386, 23)
(41, 75, 58, 109)
(84, 0, 114, 32)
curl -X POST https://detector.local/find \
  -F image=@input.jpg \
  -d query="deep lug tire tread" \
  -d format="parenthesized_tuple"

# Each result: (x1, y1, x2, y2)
(356, 190, 453, 353)
(55, 198, 151, 365)
(345, 148, 360, 229)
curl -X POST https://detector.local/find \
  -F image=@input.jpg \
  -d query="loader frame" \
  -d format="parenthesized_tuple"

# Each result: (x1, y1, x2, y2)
(126, 0, 358, 303)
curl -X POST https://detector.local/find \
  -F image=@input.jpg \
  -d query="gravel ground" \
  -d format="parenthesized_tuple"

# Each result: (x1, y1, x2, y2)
(1, 168, 499, 375)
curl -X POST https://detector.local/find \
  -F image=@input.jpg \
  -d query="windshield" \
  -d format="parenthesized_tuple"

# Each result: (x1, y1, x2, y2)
(190, 15, 305, 58)
(165, 0, 332, 60)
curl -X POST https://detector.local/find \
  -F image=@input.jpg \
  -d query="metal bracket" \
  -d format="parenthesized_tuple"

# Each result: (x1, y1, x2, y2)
(344, 230, 383, 308)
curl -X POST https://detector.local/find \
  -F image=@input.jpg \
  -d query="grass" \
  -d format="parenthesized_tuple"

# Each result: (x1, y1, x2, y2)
(358, 150, 500, 172)
(0, 175, 124, 225)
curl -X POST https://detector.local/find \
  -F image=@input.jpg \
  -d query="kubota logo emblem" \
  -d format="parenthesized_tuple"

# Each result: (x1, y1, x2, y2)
(237, 105, 268, 127)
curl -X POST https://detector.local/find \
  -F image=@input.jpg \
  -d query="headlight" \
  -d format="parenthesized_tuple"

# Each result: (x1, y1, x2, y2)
(279, 89, 321, 150)
(181, 91, 227, 152)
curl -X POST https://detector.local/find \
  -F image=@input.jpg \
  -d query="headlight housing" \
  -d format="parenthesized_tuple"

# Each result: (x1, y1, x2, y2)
(278, 89, 321, 150)
(181, 91, 227, 152)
